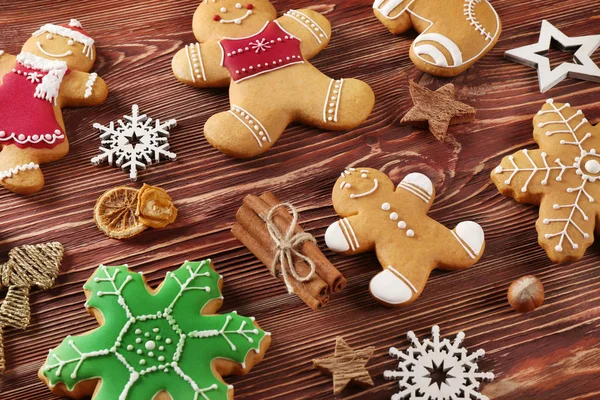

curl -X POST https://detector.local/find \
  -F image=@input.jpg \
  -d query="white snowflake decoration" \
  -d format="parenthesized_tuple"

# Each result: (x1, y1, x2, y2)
(91, 104, 177, 181)
(384, 325, 494, 400)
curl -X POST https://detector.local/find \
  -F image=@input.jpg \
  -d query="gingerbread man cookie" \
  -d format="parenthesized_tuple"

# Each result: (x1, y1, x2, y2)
(492, 99, 600, 263)
(0, 19, 108, 194)
(172, 1, 375, 158)
(325, 167, 486, 306)
(373, 0, 502, 77)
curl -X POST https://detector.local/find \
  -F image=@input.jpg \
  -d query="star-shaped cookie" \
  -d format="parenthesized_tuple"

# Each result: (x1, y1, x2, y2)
(505, 20, 600, 93)
(313, 337, 375, 395)
(401, 81, 476, 140)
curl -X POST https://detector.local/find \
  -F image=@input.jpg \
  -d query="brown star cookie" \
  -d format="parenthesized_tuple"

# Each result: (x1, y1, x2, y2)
(401, 80, 476, 140)
(313, 337, 375, 395)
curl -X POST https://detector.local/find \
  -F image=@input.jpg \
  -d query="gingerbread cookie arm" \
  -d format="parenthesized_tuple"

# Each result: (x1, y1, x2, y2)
(277, 9, 332, 60)
(325, 214, 376, 255)
(60, 70, 108, 107)
(172, 41, 230, 88)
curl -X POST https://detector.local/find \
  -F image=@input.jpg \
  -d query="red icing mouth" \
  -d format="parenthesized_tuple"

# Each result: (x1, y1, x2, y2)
(213, 15, 221, 21)
(246, 3, 253, 9)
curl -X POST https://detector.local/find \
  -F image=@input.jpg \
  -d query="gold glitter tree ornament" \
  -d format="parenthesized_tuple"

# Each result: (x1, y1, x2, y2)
(0, 242, 63, 373)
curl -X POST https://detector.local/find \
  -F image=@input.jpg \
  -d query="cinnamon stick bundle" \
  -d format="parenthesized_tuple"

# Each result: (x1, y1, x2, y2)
(232, 193, 346, 311)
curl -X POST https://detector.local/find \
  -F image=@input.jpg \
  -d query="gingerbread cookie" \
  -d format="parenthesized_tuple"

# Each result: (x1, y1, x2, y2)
(0, 19, 108, 194)
(39, 259, 271, 400)
(325, 167, 485, 306)
(172, 1, 375, 158)
(373, 0, 501, 77)
(492, 99, 600, 263)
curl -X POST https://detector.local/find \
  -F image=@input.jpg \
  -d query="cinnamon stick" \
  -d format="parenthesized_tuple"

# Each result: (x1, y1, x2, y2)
(235, 204, 329, 303)
(232, 223, 325, 311)
(246, 193, 347, 293)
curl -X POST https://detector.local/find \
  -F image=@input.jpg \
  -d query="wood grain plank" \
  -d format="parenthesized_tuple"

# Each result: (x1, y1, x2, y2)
(0, 0, 599, 399)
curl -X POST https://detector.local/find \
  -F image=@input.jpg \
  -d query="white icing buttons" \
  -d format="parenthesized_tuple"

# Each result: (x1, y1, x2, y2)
(390, 212, 399, 221)
(585, 159, 600, 174)
(382, 202, 391, 211)
(145, 340, 156, 351)
(406, 230, 415, 237)
(398, 221, 407, 229)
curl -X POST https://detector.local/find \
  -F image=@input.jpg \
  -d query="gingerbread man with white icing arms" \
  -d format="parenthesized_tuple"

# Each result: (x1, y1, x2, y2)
(0, 19, 108, 194)
(325, 168, 486, 306)
(172, 0, 375, 158)
(373, 0, 502, 77)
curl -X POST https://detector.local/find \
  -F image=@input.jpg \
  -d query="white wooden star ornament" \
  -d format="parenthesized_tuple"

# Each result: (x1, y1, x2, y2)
(505, 20, 600, 93)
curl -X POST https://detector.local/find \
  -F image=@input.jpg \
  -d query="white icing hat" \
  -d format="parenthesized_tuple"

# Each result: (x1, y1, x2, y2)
(32, 19, 95, 57)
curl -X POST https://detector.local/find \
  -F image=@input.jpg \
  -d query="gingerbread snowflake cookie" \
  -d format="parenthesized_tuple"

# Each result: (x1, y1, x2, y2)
(0, 19, 108, 194)
(325, 167, 485, 306)
(492, 99, 600, 263)
(39, 259, 271, 400)
(373, 0, 501, 77)
(172, 1, 375, 158)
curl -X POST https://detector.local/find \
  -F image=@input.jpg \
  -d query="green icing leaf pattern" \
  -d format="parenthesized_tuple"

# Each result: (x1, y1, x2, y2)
(41, 260, 270, 400)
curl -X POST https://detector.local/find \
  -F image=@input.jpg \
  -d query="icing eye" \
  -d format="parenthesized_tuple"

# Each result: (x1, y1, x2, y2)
(220, 7, 227, 12)
(46, 34, 53, 40)
(246, 3, 253, 9)
(67, 39, 74, 46)
(213, 14, 222, 21)
(235, 3, 242, 8)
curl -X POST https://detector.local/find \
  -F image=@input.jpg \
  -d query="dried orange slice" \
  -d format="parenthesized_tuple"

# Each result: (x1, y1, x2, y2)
(94, 187, 147, 239)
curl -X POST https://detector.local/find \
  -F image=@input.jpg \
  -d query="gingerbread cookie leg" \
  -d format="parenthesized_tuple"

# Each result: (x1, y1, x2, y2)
(0, 145, 43, 195)
(204, 102, 290, 159)
(373, 0, 414, 35)
(296, 75, 375, 131)
(370, 221, 485, 306)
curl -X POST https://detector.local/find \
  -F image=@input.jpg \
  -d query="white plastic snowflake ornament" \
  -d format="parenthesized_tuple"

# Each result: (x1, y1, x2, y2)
(91, 105, 177, 181)
(384, 325, 494, 400)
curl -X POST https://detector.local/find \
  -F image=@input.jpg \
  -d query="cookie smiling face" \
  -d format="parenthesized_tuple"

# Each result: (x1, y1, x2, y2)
(192, 0, 277, 42)
(21, 19, 96, 71)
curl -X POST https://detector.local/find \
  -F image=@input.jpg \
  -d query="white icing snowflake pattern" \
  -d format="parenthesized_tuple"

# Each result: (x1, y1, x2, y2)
(493, 99, 600, 259)
(91, 105, 177, 181)
(250, 38, 271, 53)
(384, 326, 494, 400)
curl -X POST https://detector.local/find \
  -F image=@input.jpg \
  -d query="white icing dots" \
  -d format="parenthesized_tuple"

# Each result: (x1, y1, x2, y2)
(145, 341, 156, 351)
(585, 159, 600, 174)
(398, 221, 407, 229)
(220, 7, 227, 12)
(390, 212, 399, 221)
(323, 79, 344, 123)
(381, 202, 391, 211)
(406, 230, 415, 237)
(235, 2, 242, 8)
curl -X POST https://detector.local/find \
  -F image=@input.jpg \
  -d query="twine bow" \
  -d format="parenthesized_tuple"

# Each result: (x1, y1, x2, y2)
(265, 203, 316, 294)
(0, 242, 63, 373)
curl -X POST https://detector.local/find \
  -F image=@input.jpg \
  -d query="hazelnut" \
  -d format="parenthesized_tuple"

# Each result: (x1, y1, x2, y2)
(507, 275, 544, 313)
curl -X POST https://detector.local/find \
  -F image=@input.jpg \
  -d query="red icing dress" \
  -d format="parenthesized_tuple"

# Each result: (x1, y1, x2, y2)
(219, 21, 304, 83)
(0, 52, 67, 149)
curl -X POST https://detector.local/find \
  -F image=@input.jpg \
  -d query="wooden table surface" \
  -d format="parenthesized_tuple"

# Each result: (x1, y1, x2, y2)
(1, 0, 600, 399)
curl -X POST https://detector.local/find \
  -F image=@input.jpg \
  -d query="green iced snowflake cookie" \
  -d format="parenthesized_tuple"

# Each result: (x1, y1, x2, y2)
(39, 259, 271, 400)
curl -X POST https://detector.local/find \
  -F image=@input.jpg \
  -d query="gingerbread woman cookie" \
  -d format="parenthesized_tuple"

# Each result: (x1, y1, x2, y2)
(0, 19, 108, 194)
(373, 0, 502, 77)
(39, 259, 271, 400)
(492, 99, 600, 263)
(325, 167, 486, 306)
(172, 1, 375, 158)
